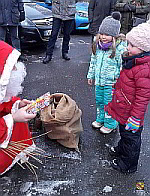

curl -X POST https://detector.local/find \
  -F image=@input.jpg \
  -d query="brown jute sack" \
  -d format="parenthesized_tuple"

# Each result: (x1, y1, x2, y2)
(40, 93, 83, 150)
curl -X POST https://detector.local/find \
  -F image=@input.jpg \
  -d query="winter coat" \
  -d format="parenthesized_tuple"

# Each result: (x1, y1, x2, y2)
(52, 0, 76, 20)
(0, 0, 25, 26)
(87, 38, 127, 86)
(88, 0, 115, 35)
(105, 53, 150, 126)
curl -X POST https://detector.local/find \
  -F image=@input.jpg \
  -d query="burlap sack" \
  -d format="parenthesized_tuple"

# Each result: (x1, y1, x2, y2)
(40, 93, 83, 150)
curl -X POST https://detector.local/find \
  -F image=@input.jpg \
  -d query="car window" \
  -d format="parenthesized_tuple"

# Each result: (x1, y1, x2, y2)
(22, 0, 35, 2)
(35, 0, 52, 2)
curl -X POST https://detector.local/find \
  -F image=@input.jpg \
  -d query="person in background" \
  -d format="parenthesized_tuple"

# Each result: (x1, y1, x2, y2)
(105, 22, 150, 173)
(88, 0, 116, 41)
(115, 0, 136, 34)
(115, 0, 150, 34)
(132, 0, 150, 26)
(0, 0, 26, 61)
(43, 0, 76, 64)
(0, 41, 36, 175)
(87, 12, 127, 134)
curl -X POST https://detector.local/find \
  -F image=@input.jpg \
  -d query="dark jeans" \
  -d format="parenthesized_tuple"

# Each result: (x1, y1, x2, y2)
(46, 18, 74, 56)
(115, 123, 143, 171)
(0, 26, 21, 51)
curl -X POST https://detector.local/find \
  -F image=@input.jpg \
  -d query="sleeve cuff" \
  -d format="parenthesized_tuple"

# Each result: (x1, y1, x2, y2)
(11, 100, 21, 114)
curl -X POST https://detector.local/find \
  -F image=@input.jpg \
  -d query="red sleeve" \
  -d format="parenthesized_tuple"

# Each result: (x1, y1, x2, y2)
(131, 77, 150, 119)
(1, 97, 20, 114)
(0, 118, 8, 144)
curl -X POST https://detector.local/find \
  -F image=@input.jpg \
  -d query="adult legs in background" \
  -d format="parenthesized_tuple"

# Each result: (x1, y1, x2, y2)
(9, 26, 21, 52)
(62, 19, 74, 55)
(43, 18, 62, 64)
(46, 18, 62, 57)
(0, 26, 7, 41)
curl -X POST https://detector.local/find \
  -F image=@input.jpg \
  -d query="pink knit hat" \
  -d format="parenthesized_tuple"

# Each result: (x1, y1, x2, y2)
(126, 22, 150, 52)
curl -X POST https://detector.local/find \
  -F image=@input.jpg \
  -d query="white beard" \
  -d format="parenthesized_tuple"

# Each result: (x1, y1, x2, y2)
(3, 62, 27, 102)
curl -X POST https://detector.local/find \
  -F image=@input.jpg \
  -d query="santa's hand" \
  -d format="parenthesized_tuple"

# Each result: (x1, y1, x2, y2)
(19, 99, 33, 108)
(12, 105, 36, 122)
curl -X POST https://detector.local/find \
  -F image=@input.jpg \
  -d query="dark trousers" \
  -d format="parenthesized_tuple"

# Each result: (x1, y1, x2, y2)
(46, 18, 74, 56)
(0, 26, 21, 51)
(115, 123, 143, 171)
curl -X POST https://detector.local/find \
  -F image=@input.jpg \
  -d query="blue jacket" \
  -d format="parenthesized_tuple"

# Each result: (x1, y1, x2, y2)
(87, 39, 127, 86)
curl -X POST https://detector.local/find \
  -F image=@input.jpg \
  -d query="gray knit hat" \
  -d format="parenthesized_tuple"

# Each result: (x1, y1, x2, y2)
(126, 22, 150, 52)
(98, 12, 121, 37)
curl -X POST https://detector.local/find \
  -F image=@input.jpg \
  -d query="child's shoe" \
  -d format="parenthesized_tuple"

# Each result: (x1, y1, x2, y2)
(99, 126, 113, 134)
(92, 121, 103, 128)
(111, 159, 137, 174)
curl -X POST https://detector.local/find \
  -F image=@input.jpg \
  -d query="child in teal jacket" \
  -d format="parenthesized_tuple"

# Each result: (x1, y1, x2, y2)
(87, 12, 127, 134)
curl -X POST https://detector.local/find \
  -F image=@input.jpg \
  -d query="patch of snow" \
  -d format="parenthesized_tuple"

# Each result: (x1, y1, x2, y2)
(103, 185, 112, 193)
(135, 190, 146, 196)
(23, 180, 74, 195)
(59, 151, 81, 161)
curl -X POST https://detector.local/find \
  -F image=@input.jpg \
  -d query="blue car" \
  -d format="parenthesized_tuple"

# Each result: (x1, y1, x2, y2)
(75, 1, 89, 30)
(36, 0, 89, 31)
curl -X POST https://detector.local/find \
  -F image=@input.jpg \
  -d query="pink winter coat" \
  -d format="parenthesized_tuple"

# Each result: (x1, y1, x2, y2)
(105, 54, 150, 126)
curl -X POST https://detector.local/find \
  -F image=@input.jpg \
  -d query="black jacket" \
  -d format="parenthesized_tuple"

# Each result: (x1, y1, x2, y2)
(88, 0, 115, 35)
(0, 0, 25, 26)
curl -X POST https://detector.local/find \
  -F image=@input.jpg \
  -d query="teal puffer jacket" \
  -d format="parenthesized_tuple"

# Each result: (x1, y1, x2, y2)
(87, 40, 127, 86)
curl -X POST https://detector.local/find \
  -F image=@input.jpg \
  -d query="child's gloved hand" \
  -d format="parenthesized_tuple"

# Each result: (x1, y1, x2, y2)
(125, 116, 140, 132)
(88, 79, 93, 85)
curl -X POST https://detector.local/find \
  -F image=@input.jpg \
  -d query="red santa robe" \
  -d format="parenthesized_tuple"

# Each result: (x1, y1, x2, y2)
(0, 41, 35, 175)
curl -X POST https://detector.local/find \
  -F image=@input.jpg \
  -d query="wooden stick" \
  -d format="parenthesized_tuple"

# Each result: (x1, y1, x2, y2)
(24, 162, 34, 174)
(26, 161, 39, 182)
(6, 145, 43, 164)
(7, 143, 53, 160)
(1, 149, 25, 169)
(11, 130, 52, 144)
(10, 142, 45, 153)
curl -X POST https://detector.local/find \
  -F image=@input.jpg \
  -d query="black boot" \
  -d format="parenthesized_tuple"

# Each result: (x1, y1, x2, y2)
(109, 146, 120, 157)
(62, 53, 70, 61)
(111, 159, 137, 174)
(43, 55, 52, 64)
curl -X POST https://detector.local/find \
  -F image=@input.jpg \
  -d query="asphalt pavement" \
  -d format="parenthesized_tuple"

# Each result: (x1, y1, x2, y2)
(0, 33, 150, 196)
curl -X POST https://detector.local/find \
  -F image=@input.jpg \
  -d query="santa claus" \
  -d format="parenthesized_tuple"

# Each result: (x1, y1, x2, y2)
(0, 41, 36, 175)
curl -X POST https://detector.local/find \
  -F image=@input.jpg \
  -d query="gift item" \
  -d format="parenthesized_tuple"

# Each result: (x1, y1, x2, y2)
(40, 93, 83, 150)
(27, 92, 51, 114)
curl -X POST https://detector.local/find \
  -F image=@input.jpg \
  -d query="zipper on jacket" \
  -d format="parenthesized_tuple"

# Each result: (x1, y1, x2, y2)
(120, 89, 131, 105)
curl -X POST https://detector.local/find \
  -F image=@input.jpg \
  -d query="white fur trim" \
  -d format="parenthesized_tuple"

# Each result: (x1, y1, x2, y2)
(0, 114, 14, 148)
(1, 142, 36, 175)
(11, 100, 21, 114)
(0, 49, 21, 103)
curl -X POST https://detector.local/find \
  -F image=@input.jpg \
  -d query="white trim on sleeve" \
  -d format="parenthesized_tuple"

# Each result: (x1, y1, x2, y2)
(11, 100, 21, 114)
(0, 114, 14, 149)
